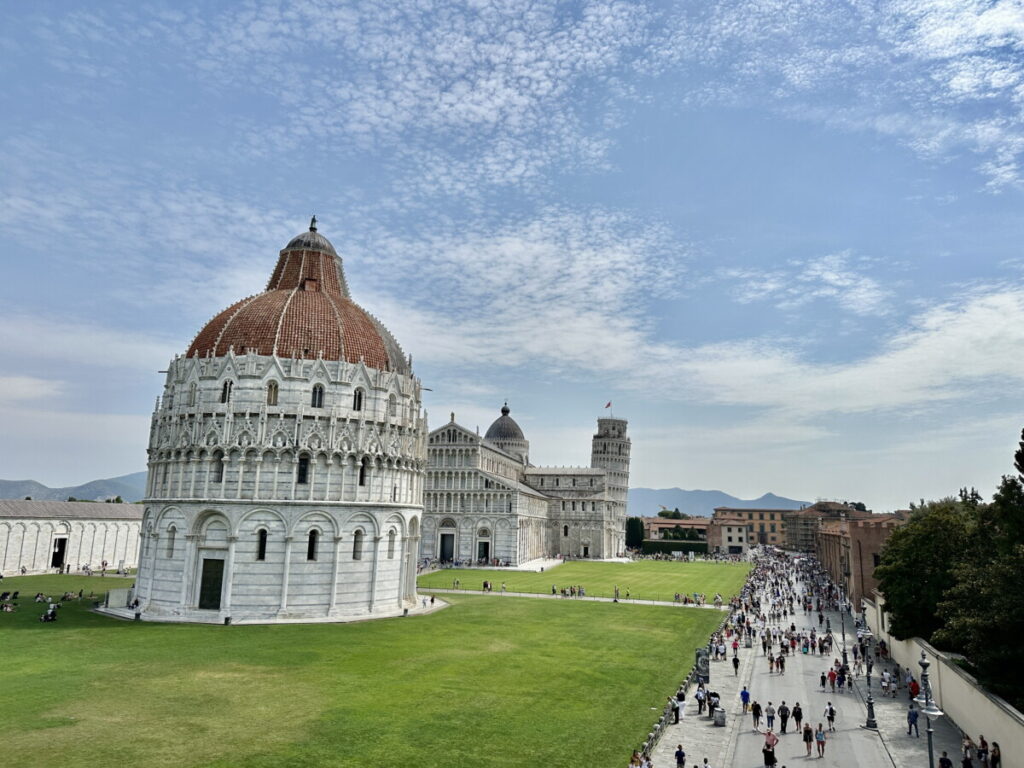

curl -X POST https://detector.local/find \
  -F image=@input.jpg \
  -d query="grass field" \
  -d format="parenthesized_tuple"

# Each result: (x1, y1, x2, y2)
(418, 559, 751, 603)
(1, 572, 729, 768)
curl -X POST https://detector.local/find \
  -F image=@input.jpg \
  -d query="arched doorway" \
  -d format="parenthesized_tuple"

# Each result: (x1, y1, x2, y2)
(438, 518, 456, 562)
(476, 527, 491, 563)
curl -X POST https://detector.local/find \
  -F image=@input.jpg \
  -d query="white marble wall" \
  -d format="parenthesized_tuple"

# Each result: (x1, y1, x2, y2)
(0, 517, 141, 575)
(138, 502, 420, 621)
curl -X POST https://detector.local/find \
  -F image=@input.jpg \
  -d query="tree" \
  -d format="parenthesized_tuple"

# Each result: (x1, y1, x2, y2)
(656, 508, 685, 519)
(1015, 426, 1024, 479)
(625, 517, 645, 549)
(874, 498, 973, 641)
(936, 474, 1024, 706)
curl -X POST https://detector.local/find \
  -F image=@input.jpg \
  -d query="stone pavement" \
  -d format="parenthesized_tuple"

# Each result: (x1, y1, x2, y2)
(651, 585, 966, 768)
(651, 633, 757, 768)
(826, 605, 964, 768)
(422, 587, 726, 611)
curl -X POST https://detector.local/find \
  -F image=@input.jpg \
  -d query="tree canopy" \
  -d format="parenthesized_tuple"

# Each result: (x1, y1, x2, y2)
(875, 498, 972, 641)
(876, 427, 1024, 709)
(625, 517, 645, 549)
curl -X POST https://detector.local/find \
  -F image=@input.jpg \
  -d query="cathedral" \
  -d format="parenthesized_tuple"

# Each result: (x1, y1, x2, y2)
(420, 406, 630, 565)
(127, 220, 425, 623)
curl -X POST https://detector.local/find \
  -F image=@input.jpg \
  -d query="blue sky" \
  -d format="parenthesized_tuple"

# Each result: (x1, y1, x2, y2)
(2, 0, 1024, 510)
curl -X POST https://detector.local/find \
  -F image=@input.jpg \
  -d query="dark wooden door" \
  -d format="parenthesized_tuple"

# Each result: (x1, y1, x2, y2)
(439, 533, 454, 562)
(50, 538, 67, 569)
(198, 558, 224, 609)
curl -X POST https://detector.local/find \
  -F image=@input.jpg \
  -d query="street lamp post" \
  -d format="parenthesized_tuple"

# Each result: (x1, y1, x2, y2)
(915, 651, 944, 768)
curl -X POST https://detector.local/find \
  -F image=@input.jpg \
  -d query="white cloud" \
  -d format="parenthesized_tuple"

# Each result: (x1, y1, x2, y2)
(0, 376, 64, 402)
(719, 252, 892, 316)
(0, 315, 179, 371)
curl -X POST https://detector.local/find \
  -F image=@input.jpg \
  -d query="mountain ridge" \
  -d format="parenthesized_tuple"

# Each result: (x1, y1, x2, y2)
(0, 474, 810, 517)
(627, 487, 810, 518)
(0, 472, 148, 503)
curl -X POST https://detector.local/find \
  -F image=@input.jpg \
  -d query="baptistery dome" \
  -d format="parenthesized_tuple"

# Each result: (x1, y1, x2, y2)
(187, 220, 408, 373)
(121, 219, 427, 626)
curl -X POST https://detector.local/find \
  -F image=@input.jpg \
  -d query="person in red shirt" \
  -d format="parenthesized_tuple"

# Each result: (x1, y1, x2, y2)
(909, 679, 921, 700)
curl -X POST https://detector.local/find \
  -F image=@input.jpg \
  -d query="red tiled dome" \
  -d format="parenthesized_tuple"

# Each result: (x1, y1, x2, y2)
(187, 222, 408, 374)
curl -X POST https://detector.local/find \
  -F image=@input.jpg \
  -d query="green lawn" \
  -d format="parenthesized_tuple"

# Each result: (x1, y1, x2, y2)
(418, 559, 751, 603)
(1, 573, 727, 768)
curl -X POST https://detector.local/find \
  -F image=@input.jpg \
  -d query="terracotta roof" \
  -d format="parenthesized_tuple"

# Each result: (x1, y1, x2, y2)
(0, 499, 143, 520)
(186, 225, 409, 374)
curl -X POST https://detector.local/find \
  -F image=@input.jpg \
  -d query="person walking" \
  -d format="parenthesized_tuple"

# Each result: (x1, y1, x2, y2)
(778, 701, 790, 734)
(792, 702, 803, 733)
(669, 696, 680, 724)
(765, 702, 776, 730)
(732, 654, 740, 675)
(989, 742, 1001, 768)
(741, 686, 750, 713)
(824, 702, 836, 731)
(939, 752, 954, 768)
(751, 700, 762, 732)
(907, 704, 920, 737)
(802, 723, 814, 756)
(674, 744, 686, 767)
(820, 671, 827, 691)
(815, 723, 827, 757)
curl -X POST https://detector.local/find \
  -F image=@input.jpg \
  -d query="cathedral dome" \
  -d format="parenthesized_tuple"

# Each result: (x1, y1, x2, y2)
(485, 403, 525, 441)
(186, 219, 408, 374)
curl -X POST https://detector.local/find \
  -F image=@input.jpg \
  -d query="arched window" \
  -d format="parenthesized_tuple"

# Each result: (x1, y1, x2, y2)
(212, 451, 225, 483)
(563, 525, 569, 537)
(353, 388, 364, 411)
(266, 381, 279, 406)
(166, 526, 176, 558)
(306, 529, 319, 561)
(311, 384, 324, 408)
(296, 455, 310, 484)
(388, 394, 397, 417)
(358, 457, 368, 487)
(220, 380, 233, 403)
(352, 530, 364, 560)
(188, 382, 197, 407)
(387, 529, 396, 559)
(257, 529, 268, 561)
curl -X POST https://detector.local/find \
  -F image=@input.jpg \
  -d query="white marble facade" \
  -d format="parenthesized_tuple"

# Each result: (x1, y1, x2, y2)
(133, 223, 426, 623)
(0, 500, 141, 575)
(421, 407, 630, 565)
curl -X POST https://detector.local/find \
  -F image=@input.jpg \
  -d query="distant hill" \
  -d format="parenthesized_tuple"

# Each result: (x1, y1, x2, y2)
(0, 472, 147, 503)
(628, 488, 810, 518)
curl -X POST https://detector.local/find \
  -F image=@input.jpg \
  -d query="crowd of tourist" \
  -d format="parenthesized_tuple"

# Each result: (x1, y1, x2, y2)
(643, 547, 1008, 768)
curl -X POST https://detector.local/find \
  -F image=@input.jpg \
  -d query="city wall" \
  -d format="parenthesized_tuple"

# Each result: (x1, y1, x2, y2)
(864, 594, 1024, 764)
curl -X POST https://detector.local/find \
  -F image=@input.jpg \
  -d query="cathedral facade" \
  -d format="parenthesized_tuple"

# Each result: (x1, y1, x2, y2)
(129, 222, 425, 623)
(420, 407, 630, 565)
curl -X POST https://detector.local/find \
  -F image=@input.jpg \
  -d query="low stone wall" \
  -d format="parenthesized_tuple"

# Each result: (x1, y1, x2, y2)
(864, 596, 1024, 765)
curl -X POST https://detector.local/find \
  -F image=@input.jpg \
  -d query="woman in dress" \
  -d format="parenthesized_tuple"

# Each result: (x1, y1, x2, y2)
(802, 723, 814, 756)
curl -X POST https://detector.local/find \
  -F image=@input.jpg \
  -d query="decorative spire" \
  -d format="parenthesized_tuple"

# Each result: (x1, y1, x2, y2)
(309, 215, 318, 232)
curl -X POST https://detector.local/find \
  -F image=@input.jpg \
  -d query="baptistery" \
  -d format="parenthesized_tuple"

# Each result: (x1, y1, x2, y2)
(131, 219, 425, 623)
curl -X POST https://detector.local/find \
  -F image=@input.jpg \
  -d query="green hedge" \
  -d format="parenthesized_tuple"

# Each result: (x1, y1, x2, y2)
(640, 540, 708, 555)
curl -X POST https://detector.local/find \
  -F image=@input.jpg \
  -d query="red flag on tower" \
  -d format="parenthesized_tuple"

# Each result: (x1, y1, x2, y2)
(605, 401, 612, 408)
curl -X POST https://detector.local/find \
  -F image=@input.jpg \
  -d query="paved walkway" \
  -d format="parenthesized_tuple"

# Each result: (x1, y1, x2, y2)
(651, 579, 965, 768)
(421, 587, 727, 611)
(826, 604, 963, 768)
